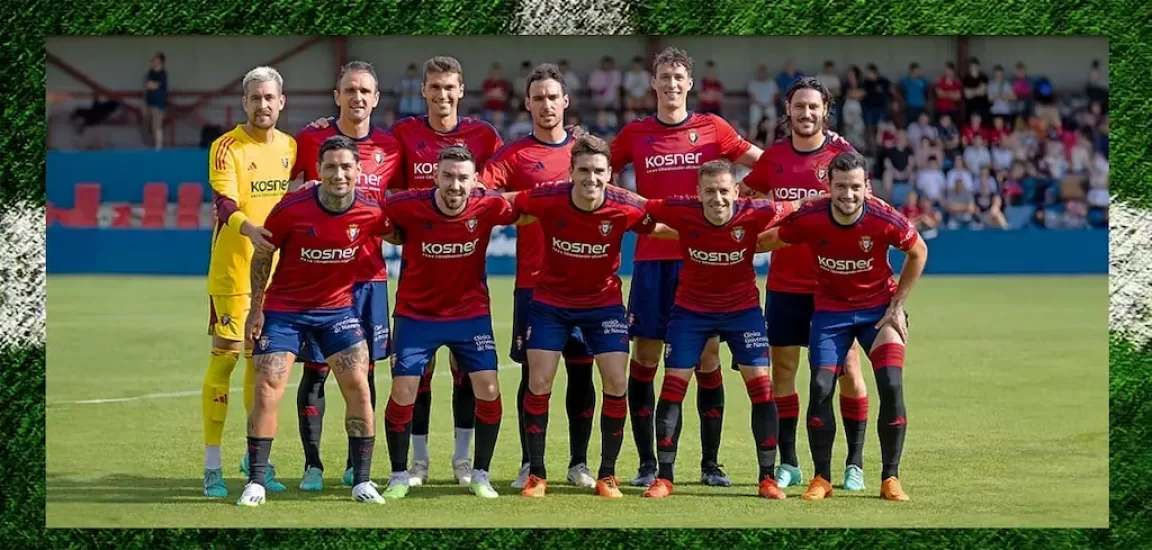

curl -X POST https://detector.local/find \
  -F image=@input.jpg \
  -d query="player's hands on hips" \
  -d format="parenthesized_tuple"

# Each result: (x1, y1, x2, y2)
(246, 309, 265, 343)
(876, 304, 908, 343)
(308, 117, 331, 129)
(240, 223, 275, 253)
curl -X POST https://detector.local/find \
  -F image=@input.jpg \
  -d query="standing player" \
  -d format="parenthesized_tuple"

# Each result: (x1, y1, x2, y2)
(642, 160, 804, 501)
(511, 136, 671, 499)
(757, 151, 927, 501)
(287, 61, 401, 492)
(379, 146, 523, 500)
(479, 63, 598, 490)
(741, 77, 872, 492)
(201, 66, 295, 498)
(610, 47, 763, 487)
(237, 135, 394, 507)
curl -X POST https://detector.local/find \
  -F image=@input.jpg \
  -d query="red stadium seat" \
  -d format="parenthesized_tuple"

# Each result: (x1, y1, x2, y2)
(110, 204, 133, 228)
(68, 183, 101, 228)
(176, 182, 204, 229)
(141, 182, 169, 228)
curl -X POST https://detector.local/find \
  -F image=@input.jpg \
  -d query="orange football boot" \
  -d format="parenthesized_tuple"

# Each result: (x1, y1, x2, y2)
(758, 478, 786, 500)
(595, 476, 624, 498)
(520, 475, 548, 498)
(880, 477, 910, 501)
(801, 475, 834, 500)
(643, 478, 674, 498)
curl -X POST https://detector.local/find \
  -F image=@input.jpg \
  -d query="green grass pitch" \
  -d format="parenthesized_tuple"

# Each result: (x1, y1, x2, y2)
(45, 274, 1107, 529)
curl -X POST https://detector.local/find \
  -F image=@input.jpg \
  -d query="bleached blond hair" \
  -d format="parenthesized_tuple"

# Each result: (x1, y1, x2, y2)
(242, 66, 284, 96)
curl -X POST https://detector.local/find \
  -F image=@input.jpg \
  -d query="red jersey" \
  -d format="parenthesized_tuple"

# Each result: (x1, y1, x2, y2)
(742, 136, 856, 294)
(513, 183, 654, 309)
(646, 197, 789, 314)
(292, 119, 401, 283)
(479, 132, 574, 290)
(385, 188, 519, 321)
(935, 77, 962, 112)
(610, 112, 752, 262)
(961, 124, 993, 147)
(262, 187, 392, 313)
(775, 197, 919, 312)
(388, 115, 504, 191)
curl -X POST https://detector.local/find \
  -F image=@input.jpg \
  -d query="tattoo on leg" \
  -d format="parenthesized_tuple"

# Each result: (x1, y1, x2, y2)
(346, 416, 370, 437)
(246, 413, 257, 436)
(331, 343, 369, 375)
(255, 352, 293, 381)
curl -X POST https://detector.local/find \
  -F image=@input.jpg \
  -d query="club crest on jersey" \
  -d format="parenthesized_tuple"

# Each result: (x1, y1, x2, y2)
(859, 236, 873, 252)
(599, 220, 613, 236)
(374, 152, 384, 164)
(282, 157, 290, 169)
(347, 224, 360, 241)
(466, 218, 478, 232)
(732, 226, 745, 242)
(688, 129, 698, 144)
(258, 336, 269, 350)
(817, 168, 828, 182)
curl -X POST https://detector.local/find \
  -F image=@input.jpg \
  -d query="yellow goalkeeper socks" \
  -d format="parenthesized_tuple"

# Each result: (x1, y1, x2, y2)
(202, 348, 240, 447)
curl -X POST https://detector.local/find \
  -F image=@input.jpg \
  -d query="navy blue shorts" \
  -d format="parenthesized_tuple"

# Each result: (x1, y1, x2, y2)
(627, 260, 682, 340)
(391, 315, 498, 378)
(299, 281, 391, 364)
(528, 300, 631, 355)
(809, 305, 908, 372)
(666, 306, 771, 369)
(765, 290, 816, 348)
(255, 307, 364, 359)
(511, 288, 593, 364)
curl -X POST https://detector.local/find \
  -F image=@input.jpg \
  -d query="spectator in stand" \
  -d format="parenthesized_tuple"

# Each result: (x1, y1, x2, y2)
(1086, 60, 1108, 113)
(590, 109, 619, 140)
(589, 55, 622, 112)
(144, 52, 168, 151)
(481, 62, 512, 120)
(991, 132, 1015, 175)
(621, 109, 639, 126)
(565, 113, 581, 130)
(1001, 161, 1028, 206)
(1087, 150, 1109, 226)
(558, 58, 582, 110)
(901, 189, 942, 234)
(623, 55, 654, 112)
(1095, 115, 1109, 158)
(880, 130, 915, 202)
(987, 65, 1016, 126)
(841, 67, 868, 150)
(907, 111, 939, 150)
(973, 173, 1008, 229)
(862, 63, 893, 151)
(937, 113, 962, 168)
(947, 155, 977, 193)
(488, 109, 507, 137)
(507, 111, 533, 140)
(510, 60, 533, 105)
(988, 115, 1011, 146)
(944, 177, 977, 229)
(963, 134, 993, 174)
(697, 60, 725, 116)
(817, 60, 842, 127)
(747, 64, 778, 135)
(914, 136, 943, 170)
(397, 63, 425, 118)
(975, 165, 1000, 193)
(961, 112, 988, 147)
(1070, 130, 1094, 173)
(775, 60, 804, 114)
(899, 62, 930, 125)
(1032, 74, 1060, 129)
(935, 62, 963, 123)
(1011, 62, 1034, 120)
(915, 155, 948, 205)
(962, 57, 991, 122)
(1041, 139, 1068, 181)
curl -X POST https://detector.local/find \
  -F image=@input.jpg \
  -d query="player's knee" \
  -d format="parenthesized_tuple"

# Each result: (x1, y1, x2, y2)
(213, 336, 244, 352)
(632, 338, 663, 366)
(470, 374, 500, 401)
(699, 337, 722, 369)
(809, 367, 838, 401)
(389, 377, 420, 405)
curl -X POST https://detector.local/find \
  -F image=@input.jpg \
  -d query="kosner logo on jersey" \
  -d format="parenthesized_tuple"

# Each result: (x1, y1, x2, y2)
(301, 247, 357, 263)
(817, 255, 874, 274)
(643, 152, 702, 171)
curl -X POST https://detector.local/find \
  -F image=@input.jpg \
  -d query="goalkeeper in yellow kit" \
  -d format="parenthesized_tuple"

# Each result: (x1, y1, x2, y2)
(202, 66, 297, 498)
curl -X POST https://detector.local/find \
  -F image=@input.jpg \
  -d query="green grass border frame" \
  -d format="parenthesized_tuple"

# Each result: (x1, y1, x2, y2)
(10, 0, 1146, 546)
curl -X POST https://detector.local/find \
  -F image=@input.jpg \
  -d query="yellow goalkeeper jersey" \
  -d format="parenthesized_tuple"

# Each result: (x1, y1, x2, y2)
(206, 124, 297, 296)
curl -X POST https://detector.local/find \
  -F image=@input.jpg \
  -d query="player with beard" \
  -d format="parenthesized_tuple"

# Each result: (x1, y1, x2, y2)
(479, 64, 599, 490)
(284, 61, 401, 491)
(756, 151, 926, 501)
(307, 57, 504, 487)
(610, 46, 765, 488)
(741, 77, 872, 493)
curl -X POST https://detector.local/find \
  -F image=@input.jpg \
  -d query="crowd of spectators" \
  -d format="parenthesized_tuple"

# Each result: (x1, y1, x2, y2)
(406, 55, 1108, 232)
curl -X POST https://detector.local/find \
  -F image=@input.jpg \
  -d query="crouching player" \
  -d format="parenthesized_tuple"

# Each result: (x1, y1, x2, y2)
(757, 151, 927, 501)
(380, 146, 527, 499)
(642, 159, 804, 500)
(239, 136, 394, 506)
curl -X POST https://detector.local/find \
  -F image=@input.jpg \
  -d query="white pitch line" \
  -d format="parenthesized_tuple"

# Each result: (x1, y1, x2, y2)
(53, 362, 525, 406)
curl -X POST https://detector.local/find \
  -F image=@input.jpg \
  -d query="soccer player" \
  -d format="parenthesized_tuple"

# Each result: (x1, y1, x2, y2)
(201, 66, 296, 498)
(237, 135, 394, 507)
(511, 135, 671, 499)
(610, 47, 763, 487)
(478, 63, 598, 490)
(741, 76, 872, 492)
(642, 159, 805, 500)
(288, 60, 401, 491)
(379, 146, 523, 500)
(757, 151, 927, 502)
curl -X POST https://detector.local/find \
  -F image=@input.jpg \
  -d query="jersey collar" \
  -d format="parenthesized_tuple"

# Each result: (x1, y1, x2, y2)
(331, 117, 376, 142)
(789, 134, 830, 157)
(654, 110, 694, 128)
(423, 115, 462, 134)
(312, 185, 358, 216)
(529, 130, 572, 148)
(828, 199, 868, 229)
